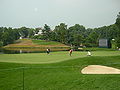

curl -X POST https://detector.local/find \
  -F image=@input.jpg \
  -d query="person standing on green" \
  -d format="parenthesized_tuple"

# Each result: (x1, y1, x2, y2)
(46, 48, 50, 54)
(69, 49, 73, 56)
(87, 51, 91, 56)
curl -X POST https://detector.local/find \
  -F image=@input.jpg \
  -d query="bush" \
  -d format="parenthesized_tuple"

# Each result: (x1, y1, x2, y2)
(83, 47, 113, 51)
(84, 43, 98, 47)
(0, 41, 3, 47)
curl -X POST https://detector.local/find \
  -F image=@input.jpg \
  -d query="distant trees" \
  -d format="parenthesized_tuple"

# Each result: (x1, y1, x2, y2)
(0, 27, 20, 45)
(67, 24, 85, 46)
(0, 12, 120, 48)
(54, 23, 67, 44)
(85, 31, 99, 47)
(115, 12, 120, 29)
(0, 27, 36, 45)
(42, 24, 51, 40)
(115, 12, 120, 48)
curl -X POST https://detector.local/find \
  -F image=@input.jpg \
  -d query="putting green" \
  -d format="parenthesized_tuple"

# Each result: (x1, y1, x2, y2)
(0, 51, 120, 64)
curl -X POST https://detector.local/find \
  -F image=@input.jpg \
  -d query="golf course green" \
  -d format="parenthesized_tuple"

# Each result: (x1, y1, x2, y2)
(0, 51, 120, 90)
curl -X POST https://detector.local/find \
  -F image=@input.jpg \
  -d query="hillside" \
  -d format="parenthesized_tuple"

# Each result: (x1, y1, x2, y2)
(3, 39, 70, 51)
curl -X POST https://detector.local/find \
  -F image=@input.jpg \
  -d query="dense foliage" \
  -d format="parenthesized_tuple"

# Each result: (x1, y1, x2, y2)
(0, 13, 120, 47)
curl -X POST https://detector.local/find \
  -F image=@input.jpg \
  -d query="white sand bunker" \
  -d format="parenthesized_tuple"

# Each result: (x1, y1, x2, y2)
(81, 65, 120, 74)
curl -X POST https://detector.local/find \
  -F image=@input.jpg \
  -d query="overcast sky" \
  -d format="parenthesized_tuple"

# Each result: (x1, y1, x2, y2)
(0, 0, 120, 29)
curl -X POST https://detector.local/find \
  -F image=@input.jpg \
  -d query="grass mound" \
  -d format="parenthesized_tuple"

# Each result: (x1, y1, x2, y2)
(3, 39, 70, 51)
(32, 40, 65, 45)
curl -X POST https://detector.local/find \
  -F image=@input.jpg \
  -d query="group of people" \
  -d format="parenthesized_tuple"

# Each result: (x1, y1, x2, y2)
(69, 49, 91, 56)
(46, 48, 92, 56)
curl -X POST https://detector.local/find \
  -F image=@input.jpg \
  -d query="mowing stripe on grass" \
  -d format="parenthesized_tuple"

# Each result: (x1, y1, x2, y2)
(0, 51, 120, 64)
(1, 62, 120, 71)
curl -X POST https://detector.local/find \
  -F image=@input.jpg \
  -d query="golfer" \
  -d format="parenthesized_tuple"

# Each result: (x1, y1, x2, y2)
(69, 49, 73, 56)
(87, 51, 91, 56)
(46, 48, 50, 54)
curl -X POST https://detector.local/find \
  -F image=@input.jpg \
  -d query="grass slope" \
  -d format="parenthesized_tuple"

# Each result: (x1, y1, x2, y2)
(32, 40, 65, 45)
(4, 39, 68, 47)
(3, 39, 70, 51)
(0, 51, 120, 90)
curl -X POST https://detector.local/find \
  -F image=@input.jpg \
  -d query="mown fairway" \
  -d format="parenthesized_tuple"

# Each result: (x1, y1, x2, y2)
(0, 51, 120, 90)
(0, 51, 120, 64)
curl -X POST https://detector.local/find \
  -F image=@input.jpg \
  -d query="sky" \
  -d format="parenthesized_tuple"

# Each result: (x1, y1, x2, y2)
(0, 0, 120, 29)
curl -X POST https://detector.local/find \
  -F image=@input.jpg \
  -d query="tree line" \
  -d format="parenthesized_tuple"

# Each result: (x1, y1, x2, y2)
(0, 12, 120, 48)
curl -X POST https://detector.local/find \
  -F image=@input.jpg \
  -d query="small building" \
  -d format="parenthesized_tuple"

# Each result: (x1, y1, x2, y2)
(34, 30, 42, 36)
(19, 36, 22, 39)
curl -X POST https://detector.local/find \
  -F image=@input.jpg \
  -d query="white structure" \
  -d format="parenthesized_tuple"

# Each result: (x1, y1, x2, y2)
(112, 39, 115, 41)
(99, 39, 108, 48)
(87, 51, 91, 56)
(19, 36, 22, 39)
(38, 30, 42, 34)
(34, 30, 42, 36)
(19, 32, 23, 39)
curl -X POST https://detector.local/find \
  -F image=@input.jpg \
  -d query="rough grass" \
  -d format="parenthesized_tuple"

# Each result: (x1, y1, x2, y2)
(4, 39, 68, 47)
(83, 47, 114, 51)
(3, 39, 70, 51)
(0, 51, 120, 90)
(32, 40, 65, 45)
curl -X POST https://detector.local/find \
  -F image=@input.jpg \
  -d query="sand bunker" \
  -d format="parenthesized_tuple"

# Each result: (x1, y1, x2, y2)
(81, 65, 120, 74)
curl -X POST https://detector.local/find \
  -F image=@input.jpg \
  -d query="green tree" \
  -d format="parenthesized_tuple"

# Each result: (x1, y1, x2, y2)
(0, 41, 3, 47)
(115, 12, 120, 48)
(28, 28, 35, 38)
(19, 27, 29, 38)
(73, 34, 83, 46)
(68, 24, 86, 45)
(54, 23, 67, 43)
(0, 27, 4, 41)
(115, 12, 120, 29)
(42, 24, 51, 40)
(85, 31, 99, 47)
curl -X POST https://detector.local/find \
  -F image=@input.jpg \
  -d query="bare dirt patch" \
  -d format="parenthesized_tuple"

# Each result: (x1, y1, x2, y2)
(81, 65, 120, 74)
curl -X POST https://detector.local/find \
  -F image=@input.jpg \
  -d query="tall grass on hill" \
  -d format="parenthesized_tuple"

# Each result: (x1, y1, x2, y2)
(32, 40, 65, 45)
(3, 39, 70, 52)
